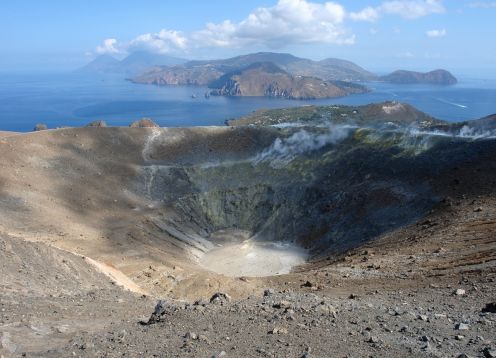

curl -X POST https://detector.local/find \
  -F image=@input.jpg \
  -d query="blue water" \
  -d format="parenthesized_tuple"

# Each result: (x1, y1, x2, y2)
(0, 72, 495, 132)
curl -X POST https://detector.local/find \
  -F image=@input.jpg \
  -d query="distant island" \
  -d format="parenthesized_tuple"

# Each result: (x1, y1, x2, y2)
(130, 52, 377, 86)
(208, 62, 367, 100)
(78, 51, 187, 75)
(380, 69, 457, 85)
(80, 51, 459, 99)
(127, 52, 373, 99)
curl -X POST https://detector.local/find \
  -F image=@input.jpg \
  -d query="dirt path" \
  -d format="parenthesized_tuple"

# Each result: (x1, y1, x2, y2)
(83, 256, 148, 295)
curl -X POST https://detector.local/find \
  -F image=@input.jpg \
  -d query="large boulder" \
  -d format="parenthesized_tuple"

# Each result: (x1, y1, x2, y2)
(129, 118, 159, 128)
(140, 300, 178, 325)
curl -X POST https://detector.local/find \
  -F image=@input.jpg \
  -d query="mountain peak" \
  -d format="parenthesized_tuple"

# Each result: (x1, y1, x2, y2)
(79, 51, 187, 74)
(240, 61, 288, 74)
(78, 54, 120, 73)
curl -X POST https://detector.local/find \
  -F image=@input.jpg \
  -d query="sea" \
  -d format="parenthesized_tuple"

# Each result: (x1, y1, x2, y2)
(0, 71, 495, 132)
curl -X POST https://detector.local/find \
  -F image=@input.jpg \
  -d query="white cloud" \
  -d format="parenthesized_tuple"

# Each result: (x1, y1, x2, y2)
(350, 7, 380, 22)
(190, 21, 238, 48)
(468, 1, 496, 8)
(96, 30, 187, 55)
(94, 0, 447, 56)
(94, 0, 354, 55)
(95, 39, 121, 55)
(128, 29, 188, 53)
(351, 0, 445, 22)
(192, 0, 354, 48)
(426, 28, 446, 37)
(380, 0, 445, 19)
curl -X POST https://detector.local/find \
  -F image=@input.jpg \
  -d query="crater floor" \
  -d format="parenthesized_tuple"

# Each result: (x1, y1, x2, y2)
(200, 237, 309, 277)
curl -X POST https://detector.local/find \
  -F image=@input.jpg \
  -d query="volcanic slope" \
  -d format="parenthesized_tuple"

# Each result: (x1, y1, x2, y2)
(1, 102, 496, 357)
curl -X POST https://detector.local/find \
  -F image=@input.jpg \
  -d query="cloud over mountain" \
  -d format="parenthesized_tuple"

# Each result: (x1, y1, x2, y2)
(96, 39, 120, 55)
(127, 30, 188, 53)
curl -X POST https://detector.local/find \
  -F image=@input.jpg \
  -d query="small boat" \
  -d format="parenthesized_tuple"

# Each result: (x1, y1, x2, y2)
(191, 94, 197, 99)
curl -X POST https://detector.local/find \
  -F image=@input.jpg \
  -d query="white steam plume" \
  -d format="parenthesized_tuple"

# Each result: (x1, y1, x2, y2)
(254, 124, 353, 168)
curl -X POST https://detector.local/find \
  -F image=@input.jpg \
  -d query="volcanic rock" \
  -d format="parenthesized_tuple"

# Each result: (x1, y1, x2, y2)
(33, 123, 47, 131)
(482, 302, 496, 313)
(86, 120, 108, 127)
(210, 292, 231, 305)
(129, 118, 159, 128)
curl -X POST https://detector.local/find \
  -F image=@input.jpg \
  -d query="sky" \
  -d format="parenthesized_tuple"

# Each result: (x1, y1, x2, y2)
(0, 0, 495, 74)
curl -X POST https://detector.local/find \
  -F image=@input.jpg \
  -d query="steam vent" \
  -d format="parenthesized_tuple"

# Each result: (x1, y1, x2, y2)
(2, 102, 496, 356)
